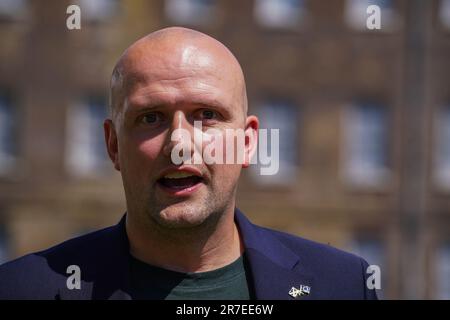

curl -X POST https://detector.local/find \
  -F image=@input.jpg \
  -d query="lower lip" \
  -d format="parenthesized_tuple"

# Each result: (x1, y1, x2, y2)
(156, 180, 204, 196)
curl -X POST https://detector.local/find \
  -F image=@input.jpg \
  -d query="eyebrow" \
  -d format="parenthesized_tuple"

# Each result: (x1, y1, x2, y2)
(126, 99, 232, 116)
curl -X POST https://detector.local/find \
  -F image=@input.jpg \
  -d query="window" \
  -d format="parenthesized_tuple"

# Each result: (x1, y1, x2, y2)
(348, 237, 385, 298)
(439, 0, 450, 30)
(435, 243, 450, 299)
(0, 222, 9, 264)
(65, 97, 109, 177)
(252, 101, 299, 185)
(0, 94, 17, 175)
(77, 0, 119, 22)
(0, 0, 27, 21)
(254, 0, 305, 29)
(345, 0, 396, 31)
(165, 0, 216, 26)
(341, 103, 390, 188)
(434, 105, 450, 190)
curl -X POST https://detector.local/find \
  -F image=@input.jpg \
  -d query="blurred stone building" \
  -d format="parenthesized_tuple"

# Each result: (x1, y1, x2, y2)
(0, 0, 449, 299)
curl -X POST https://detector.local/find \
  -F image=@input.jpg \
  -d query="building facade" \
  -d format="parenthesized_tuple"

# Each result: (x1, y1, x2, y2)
(0, 0, 449, 299)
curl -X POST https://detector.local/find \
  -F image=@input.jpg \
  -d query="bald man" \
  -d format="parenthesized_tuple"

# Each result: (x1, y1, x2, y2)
(0, 27, 377, 300)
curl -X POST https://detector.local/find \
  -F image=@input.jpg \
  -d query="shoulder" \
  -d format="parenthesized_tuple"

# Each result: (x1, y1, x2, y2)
(266, 227, 363, 268)
(258, 226, 377, 299)
(237, 210, 365, 273)
(0, 223, 119, 299)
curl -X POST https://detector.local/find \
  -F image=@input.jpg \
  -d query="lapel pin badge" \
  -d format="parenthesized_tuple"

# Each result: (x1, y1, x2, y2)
(289, 285, 311, 299)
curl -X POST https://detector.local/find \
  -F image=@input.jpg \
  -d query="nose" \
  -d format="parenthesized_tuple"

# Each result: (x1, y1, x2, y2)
(162, 111, 195, 162)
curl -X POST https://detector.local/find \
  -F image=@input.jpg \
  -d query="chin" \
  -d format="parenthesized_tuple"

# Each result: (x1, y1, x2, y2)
(155, 204, 210, 229)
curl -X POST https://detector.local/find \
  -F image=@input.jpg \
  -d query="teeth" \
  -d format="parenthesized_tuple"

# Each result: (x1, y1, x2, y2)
(164, 171, 196, 179)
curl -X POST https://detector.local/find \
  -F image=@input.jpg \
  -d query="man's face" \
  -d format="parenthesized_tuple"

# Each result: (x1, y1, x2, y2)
(106, 42, 256, 229)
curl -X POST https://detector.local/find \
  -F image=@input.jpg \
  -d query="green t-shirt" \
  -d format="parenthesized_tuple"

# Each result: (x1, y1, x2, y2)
(129, 255, 252, 300)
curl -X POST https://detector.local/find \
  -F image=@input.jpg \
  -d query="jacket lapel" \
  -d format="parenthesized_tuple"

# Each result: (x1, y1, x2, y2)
(58, 215, 132, 300)
(235, 209, 315, 300)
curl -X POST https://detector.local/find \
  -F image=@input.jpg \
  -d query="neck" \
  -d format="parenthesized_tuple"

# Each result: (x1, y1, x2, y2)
(125, 206, 243, 273)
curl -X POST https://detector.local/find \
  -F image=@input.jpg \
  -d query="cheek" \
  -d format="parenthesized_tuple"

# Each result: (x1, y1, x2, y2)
(208, 163, 242, 188)
(137, 138, 164, 160)
(202, 131, 245, 165)
(121, 133, 165, 171)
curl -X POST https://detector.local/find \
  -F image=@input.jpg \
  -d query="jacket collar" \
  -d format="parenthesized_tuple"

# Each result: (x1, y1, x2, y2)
(60, 209, 314, 300)
(234, 208, 315, 300)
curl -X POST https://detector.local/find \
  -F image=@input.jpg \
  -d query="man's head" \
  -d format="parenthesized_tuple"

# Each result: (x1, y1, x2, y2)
(105, 27, 258, 230)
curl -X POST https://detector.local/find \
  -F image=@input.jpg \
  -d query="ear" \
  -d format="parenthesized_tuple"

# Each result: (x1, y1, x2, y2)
(243, 115, 259, 168)
(104, 119, 121, 171)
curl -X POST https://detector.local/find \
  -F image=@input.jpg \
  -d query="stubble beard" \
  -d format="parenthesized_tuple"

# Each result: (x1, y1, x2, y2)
(141, 182, 237, 233)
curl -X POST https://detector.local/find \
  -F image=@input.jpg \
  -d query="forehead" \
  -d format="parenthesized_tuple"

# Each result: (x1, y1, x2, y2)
(127, 44, 216, 79)
(121, 44, 240, 109)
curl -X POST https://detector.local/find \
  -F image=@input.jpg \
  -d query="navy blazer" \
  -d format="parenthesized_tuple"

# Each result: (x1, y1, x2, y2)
(0, 209, 377, 300)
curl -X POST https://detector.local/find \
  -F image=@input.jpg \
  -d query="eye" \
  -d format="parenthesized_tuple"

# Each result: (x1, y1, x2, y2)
(202, 110, 215, 119)
(197, 109, 219, 121)
(141, 112, 163, 125)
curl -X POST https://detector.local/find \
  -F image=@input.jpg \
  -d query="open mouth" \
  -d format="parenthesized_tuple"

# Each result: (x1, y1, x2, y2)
(157, 171, 203, 191)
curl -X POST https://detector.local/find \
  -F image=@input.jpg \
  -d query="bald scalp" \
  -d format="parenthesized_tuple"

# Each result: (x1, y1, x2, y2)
(109, 27, 248, 122)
